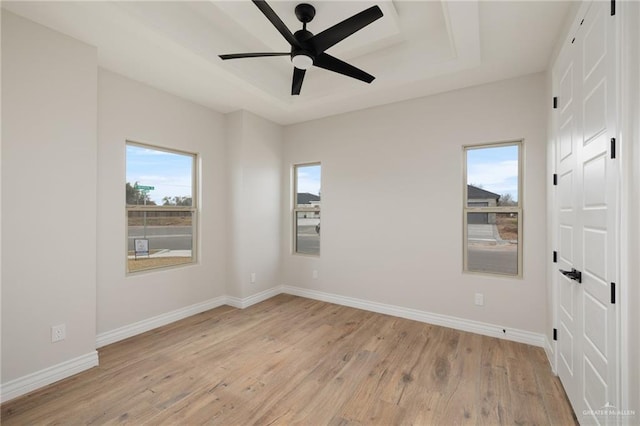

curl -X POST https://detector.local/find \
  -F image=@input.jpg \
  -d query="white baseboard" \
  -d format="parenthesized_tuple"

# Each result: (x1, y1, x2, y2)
(225, 287, 283, 309)
(96, 286, 546, 349)
(96, 288, 283, 348)
(281, 286, 546, 348)
(545, 335, 557, 374)
(96, 296, 228, 348)
(0, 351, 98, 404)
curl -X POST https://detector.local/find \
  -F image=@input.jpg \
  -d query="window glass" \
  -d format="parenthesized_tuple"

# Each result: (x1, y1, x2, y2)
(126, 143, 196, 273)
(466, 212, 519, 275)
(294, 163, 321, 255)
(295, 164, 321, 208)
(464, 142, 522, 277)
(126, 145, 193, 207)
(295, 211, 321, 256)
(466, 144, 519, 207)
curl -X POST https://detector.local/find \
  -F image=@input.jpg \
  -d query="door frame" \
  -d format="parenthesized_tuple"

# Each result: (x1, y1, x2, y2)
(617, 0, 640, 417)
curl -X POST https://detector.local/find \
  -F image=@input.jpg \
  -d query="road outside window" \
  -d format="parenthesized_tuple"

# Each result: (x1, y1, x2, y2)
(126, 142, 197, 273)
(294, 163, 321, 256)
(464, 142, 522, 276)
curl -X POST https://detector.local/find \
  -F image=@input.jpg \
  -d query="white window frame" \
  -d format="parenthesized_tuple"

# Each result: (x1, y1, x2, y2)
(126, 141, 198, 273)
(293, 162, 321, 256)
(463, 140, 523, 277)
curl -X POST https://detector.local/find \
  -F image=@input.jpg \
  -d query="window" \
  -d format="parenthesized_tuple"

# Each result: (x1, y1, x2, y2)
(293, 163, 321, 255)
(126, 142, 197, 273)
(463, 141, 522, 276)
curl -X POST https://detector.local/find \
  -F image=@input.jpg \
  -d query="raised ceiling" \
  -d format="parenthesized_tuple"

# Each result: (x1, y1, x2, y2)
(2, 1, 572, 125)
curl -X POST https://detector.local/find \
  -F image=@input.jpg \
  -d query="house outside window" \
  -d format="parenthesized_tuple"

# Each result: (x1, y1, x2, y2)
(467, 185, 500, 225)
(126, 142, 197, 273)
(293, 163, 321, 255)
(463, 141, 522, 277)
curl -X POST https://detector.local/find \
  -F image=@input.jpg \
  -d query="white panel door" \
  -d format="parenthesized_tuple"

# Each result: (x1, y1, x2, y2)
(555, 26, 581, 407)
(578, 2, 618, 422)
(553, 2, 619, 424)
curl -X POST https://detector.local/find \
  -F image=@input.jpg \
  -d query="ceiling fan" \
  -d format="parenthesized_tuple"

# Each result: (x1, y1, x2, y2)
(219, 0, 383, 95)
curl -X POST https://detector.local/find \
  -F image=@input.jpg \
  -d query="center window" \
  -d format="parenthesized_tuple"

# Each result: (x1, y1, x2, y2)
(293, 163, 321, 256)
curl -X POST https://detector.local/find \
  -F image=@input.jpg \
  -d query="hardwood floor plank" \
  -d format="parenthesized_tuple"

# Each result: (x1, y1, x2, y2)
(1, 295, 576, 425)
(477, 365, 513, 425)
(432, 331, 483, 425)
(505, 353, 554, 425)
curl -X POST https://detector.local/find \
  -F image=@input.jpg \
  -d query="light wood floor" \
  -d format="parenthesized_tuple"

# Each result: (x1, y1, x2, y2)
(1, 295, 577, 425)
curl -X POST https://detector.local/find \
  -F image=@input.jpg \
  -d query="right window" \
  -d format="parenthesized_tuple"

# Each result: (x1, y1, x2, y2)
(293, 163, 321, 256)
(463, 141, 523, 276)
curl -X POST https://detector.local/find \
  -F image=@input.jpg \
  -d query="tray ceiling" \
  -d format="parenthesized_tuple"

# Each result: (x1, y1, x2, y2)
(2, 1, 572, 124)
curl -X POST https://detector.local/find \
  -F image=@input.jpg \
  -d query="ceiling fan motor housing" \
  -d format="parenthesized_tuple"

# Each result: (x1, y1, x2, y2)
(291, 29, 316, 68)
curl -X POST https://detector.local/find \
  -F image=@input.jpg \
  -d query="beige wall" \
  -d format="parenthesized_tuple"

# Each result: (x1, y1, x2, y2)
(1, 11, 98, 382)
(282, 73, 548, 334)
(96, 69, 228, 334)
(225, 111, 283, 299)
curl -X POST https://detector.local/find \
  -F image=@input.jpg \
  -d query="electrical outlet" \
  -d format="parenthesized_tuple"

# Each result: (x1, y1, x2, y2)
(312, 270, 319, 279)
(474, 293, 484, 306)
(51, 324, 66, 342)
(250, 272, 256, 284)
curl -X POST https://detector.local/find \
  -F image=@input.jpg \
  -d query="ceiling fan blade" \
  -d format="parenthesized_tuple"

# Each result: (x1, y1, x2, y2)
(219, 52, 289, 60)
(252, 0, 300, 48)
(314, 53, 375, 83)
(310, 6, 383, 53)
(292, 67, 306, 95)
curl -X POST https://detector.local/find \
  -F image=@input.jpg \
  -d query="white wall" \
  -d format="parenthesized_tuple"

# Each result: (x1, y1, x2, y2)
(97, 70, 227, 334)
(225, 111, 283, 299)
(1, 11, 98, 382)
(283, 73, 548, 334)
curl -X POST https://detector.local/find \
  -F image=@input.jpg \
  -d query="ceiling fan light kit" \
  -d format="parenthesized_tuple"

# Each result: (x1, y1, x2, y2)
(219, 0, 383, 95)
(291, 54, 313, 70)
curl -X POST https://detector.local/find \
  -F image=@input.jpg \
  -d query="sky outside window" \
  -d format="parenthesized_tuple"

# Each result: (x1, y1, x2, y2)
(126, 144, 193, 205)
(296, 164, 321, 196)
(466, 145, 519, 202)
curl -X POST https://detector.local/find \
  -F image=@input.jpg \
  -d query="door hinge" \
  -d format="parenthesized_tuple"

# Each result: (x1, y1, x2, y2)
(553, 97, 558, 109)
(553, 328, 558, 341)
(611, 0, 616, 16)
(611, 282, 616, 304)
(553, 173, 558, 186)
(611, 138, 616, 159)
(553, 251, 558, 263)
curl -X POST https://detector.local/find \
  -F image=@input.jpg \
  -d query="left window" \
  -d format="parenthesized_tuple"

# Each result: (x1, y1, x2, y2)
(126, 142, 197, 273)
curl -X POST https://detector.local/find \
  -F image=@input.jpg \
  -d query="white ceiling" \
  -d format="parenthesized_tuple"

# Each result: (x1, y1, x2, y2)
(3, 1, 572, 125)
